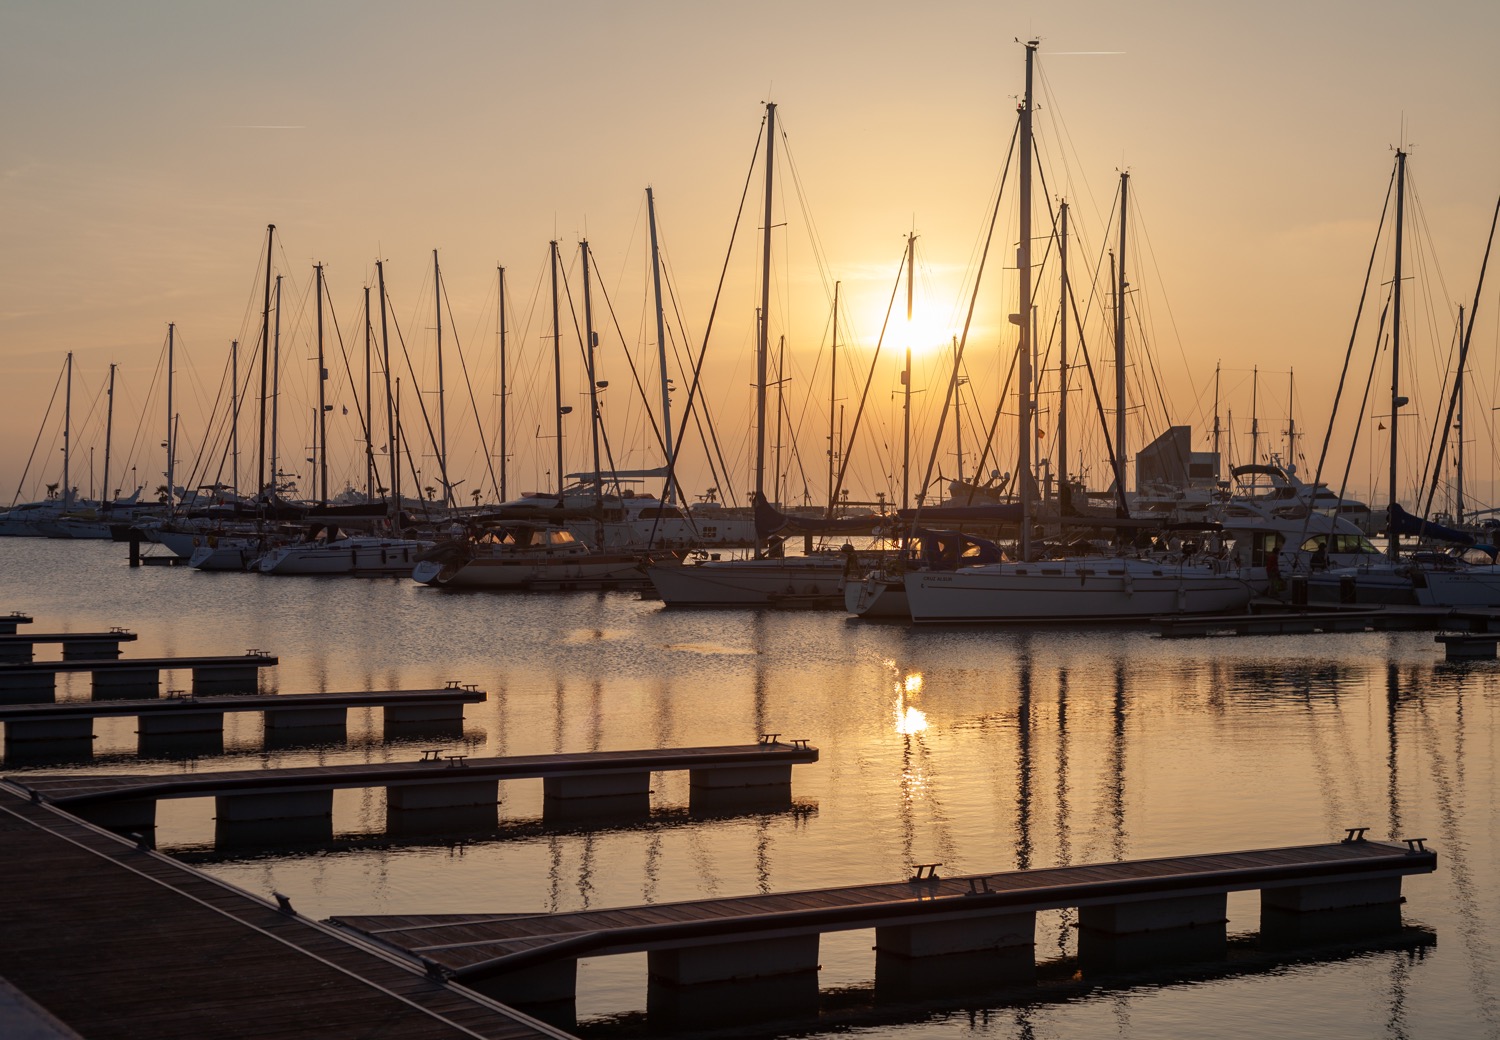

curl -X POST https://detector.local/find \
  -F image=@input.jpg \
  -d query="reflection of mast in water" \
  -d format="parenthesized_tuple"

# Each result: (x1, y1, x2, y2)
(574, 678, 605, 909)
(552, 680, 567, 754)
(1014, 642, 1033, 871)
(1107, 658, 1127, 860)
(750, 612, 769, 737)
(1385, 661, 1404, 841)
(1052, 666, 1074, 957)
(1412, 666, 1497, 1034)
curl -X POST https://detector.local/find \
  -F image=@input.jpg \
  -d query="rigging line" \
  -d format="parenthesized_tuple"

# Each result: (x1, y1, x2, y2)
(1422, 187, 1500, 519)
(1067, 270, 1128, 516)
(919, 113, 1021, 514)
(1128, 191, 1196, 432)
(830, 249, 905, 516)
(661, 246, 733, 505)
(1333, 301, 1391, 528)
(656, 110, 768, 514)
(1415, 299, 1459, 513)
(439, 267, 501, 504)
(10, 361, 65, 506)
(383, 280, 451, 515)
(588, 246, 677, 486)
(1304, 162, 1398, 532)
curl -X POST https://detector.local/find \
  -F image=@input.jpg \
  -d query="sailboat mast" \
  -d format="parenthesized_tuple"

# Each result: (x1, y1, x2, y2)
(1058, 200, 1070, 507)
(550, 240, 565, 502)
(434, 249, 450, 507)
(1250, 366, 1260, 465)
(166, 323, 175, 515)
(903, 233, 915, 511)
(756, 102, 776, 512)
(775, 335, 786, 507)
(1456, 305, 1465, 523)
(270, 276, 282, 494)
(953, 335, 963, 488)
(646, 187, 675, 505)
(256, 224, 274, 499)
(1285, 369, 1295, 466)
(827, 280, 839, 516)
(1115, 172, 1129, 495)
(581, 240, 604, 505)
(1388, 148, 1407, 562)
(1212, 361, 1222, 467)
(62, 351, 72, 507)
(102, 363, 115, 504)
(377, 261, 397, 511)
(316, 263, 328, 509)
(498, 265, 508, 503)
(230, 340, 239, 497)
(364, 286, 374, 501)
(1017, 40, 1037, 561)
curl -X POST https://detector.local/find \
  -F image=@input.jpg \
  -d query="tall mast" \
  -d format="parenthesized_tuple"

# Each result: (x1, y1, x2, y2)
(230, 340, 239, 497)
(775, 335, 786, 506)
(550, 240, 565, 502)
(102, 363, 116, 504)
(376, 261, 397, 511)
(1249, 365, 1260, 465)
(165, 323, 175, 515)
(1285, 369, 1296, 466)
(902, 233, 915, 511)
(433, 249, 451, 507)
(581, 240, 604, 506)
(364, 286, 374, 500)
(1388, 148, 1407, 562)
(1456, 304, 1466, 523)
(646, 188, 675, 504)
(827, 280, 839, 516)
(62, 351, 72, 507)
(270, 276, 282, 495)
(1017, 41, 1036, 561)
(316, 263, 328, 509)
(756, 102, 776, 515)
(953, 335, 963, 488)
(498, 265, 509, 503)
(1058, 200, 1070, 509)
(256, 224, 274, 499)
(1212, 361, 1222, 470)
(1114, 171, 1129, 496)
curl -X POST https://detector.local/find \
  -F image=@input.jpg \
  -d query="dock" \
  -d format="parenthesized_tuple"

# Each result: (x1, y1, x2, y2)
(11, 740, 820, 841)
(332, 833, 1437, 1005)
(0, 650, 278, 700)
(0, 629, 138, 663)
(1157, 604, 1500, 638)
(0, 780, 572, 1039)
(0, 612, 35, 635)
(0, 684, 486, 758)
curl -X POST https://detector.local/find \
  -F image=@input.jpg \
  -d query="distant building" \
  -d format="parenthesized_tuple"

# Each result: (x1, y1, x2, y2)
(1135, 426, 1220, 490)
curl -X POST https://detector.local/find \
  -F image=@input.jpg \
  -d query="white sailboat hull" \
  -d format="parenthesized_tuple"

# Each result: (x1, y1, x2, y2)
(257, 538, 430, 577)
(648, 557, 848, 608)
(904, 559, 1253, 623)
(1414, 567, 1500, 607)
(412, 552, 643, 590)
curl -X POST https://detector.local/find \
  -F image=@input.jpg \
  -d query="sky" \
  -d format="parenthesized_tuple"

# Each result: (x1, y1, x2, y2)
(3, 0, 1499, 513)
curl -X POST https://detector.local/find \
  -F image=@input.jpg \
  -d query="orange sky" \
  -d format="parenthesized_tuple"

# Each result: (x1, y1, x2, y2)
(4, 1, 1498, 513)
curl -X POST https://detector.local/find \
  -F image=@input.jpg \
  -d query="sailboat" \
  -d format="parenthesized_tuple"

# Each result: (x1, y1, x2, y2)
(647, 103, 853, 609)
(902, 41, 1253, 624)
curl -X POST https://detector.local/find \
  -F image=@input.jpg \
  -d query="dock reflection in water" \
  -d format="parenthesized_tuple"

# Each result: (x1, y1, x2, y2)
(2, 539, 1497, 1039)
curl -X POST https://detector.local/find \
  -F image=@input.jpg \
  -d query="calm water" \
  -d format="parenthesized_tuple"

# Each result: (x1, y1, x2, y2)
(2, 538, 1497, 1039)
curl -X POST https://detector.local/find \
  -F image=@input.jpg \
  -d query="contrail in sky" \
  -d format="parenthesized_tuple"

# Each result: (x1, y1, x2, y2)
(229, 125, 307, 129)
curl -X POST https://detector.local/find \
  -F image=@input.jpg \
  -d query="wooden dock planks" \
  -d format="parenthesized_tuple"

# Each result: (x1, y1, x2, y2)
(0, 686, 486, 722)
(331, 839, 1437, 980)
(0, 782, 572, 1040)
(9, 743, 820, 807)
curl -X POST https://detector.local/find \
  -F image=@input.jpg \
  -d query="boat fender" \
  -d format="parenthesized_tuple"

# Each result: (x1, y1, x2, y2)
(1122, 572, 1134, 595)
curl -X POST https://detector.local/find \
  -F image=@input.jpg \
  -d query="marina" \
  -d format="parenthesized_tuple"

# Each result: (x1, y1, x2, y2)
(0, 538, 1492, 1038)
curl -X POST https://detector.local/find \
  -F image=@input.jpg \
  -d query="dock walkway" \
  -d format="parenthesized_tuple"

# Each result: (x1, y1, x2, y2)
(0, 651, 278, 699)
(0, 781, 572, 1039)
(0, 685, 486, 754)
(332, 836, 1437, 1002)
(0, 630, 138, 662)
(11, 741, 820, 836)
